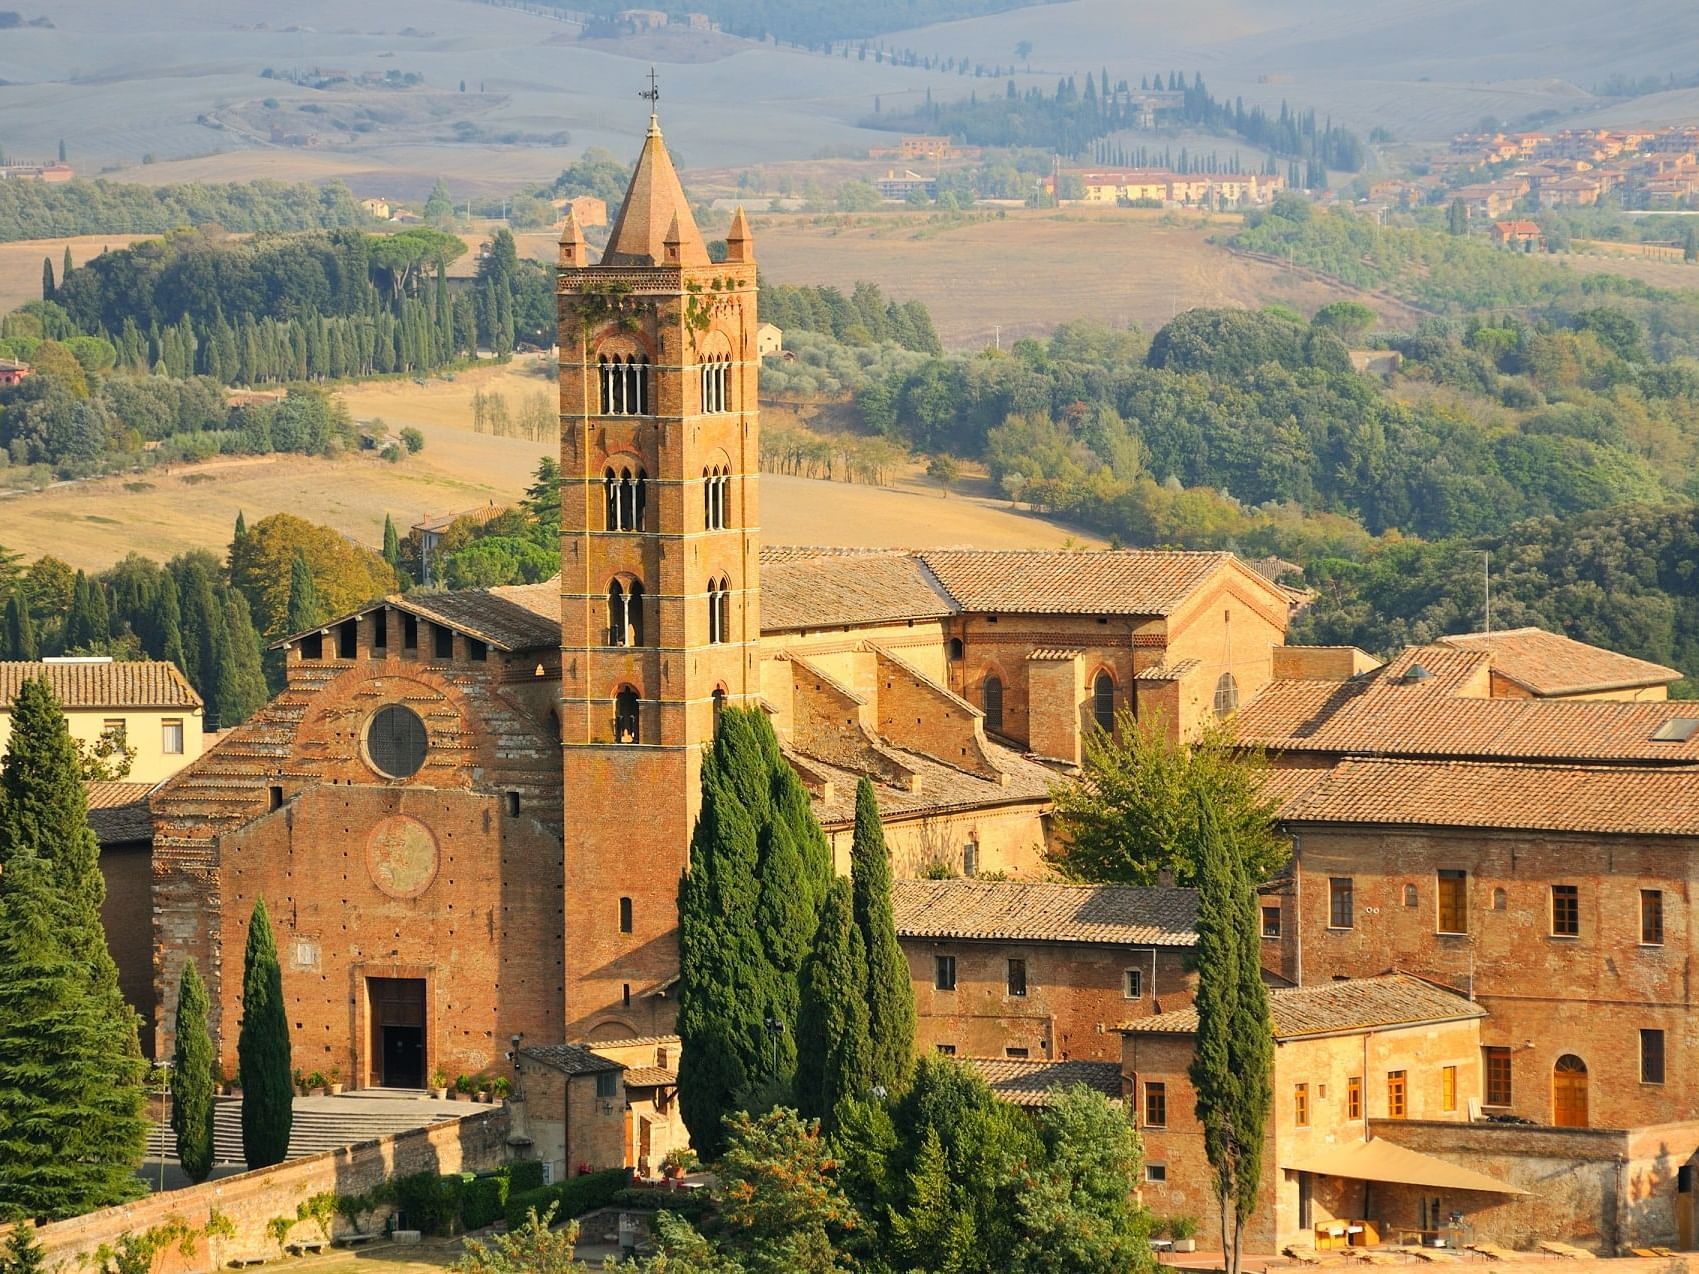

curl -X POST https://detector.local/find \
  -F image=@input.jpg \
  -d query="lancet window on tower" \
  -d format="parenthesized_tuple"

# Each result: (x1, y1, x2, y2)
(603, 465, 648, 531)
(607, 579, 645, 647)
(598, 354, 650, 416)
(614, 686, 641, 744)
(706, 576, 732, 644)
(700, 354, 731, 414)
(702, 465, 730, 529)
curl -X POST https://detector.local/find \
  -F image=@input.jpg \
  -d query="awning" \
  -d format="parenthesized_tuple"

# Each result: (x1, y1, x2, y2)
(1282, 1138, 1526, 1195)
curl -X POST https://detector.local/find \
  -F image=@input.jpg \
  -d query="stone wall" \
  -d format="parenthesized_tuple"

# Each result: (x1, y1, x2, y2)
(6, 1109, 509, 1274)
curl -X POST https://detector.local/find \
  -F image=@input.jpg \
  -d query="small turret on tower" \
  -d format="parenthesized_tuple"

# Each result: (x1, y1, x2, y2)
(557, 212, 588, 268)
(724, 205, 755, 263)
(663, 212, 684, 266)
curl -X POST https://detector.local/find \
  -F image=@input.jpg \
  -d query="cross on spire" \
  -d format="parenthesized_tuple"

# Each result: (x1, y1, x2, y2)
(639, 66, 659, 107)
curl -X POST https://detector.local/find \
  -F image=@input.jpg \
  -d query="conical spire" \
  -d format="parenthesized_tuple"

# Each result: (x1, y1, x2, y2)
(601, 113, 710, 268)
(724, 205, 755, 263)
(557, 210, 588, 267)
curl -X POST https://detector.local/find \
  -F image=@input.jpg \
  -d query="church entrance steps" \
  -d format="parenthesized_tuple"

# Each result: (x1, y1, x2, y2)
(145, 1090, 474, 1164)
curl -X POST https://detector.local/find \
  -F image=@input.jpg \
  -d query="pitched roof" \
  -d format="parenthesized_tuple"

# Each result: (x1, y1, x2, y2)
(620, 1066, 677, 1088)
(916, 549, 1235, 616)
(796, 739, 1056, 829)
(394, 581, 558, 652)
(965, 1057, 1124, 1107)
(1125, 974, 1484, 1038)
(892, 879, 1198, 947)
(519, 1043, 623, 1076)
(85, 780, 156, 846)
(0, 660, 201, 710)
(1232, 675, 1699, 765)
(600, 114, 709, 268)
(1436, 627, 1681, 695)
(1279, 757, 1699, 836)
(411, 503, 511, 536)
(758, 549, 955, 631)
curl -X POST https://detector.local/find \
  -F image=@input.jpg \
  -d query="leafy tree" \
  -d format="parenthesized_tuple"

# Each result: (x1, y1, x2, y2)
(0, 678, 147, 1218)
(701, 1109, 856, 1274)
(238, 897, 293, 1169)
(1188, 805, 1273, 1274)
(452, 1206, 585, 1273)
(1049, 715, 1287, 886)
(886, 1125, 977, 1272)
(848, 778, 913, 1092)
(230, 513, 394, 638)
(0, 1224, 46, 1274)
(3, 592, 36, 660)
(794, 879, 871, 1127)
(1310, 300, 1376, 344)
(1012, 1085, 1151, 1272)
(399, 426, 425, 454)
(171, 959, 217, 1184)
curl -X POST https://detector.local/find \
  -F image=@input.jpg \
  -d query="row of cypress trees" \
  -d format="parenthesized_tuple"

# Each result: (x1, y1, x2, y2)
(676, 708, 914, 1155)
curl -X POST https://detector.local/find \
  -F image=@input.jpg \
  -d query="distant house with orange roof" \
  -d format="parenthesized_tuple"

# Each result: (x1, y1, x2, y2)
(1489, 219, 1543, 252)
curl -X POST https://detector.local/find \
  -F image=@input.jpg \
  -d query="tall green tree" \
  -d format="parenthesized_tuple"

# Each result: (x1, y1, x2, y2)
(382, 514, 401, 567)
(1188, 805, 1273, 1274)
(3, 592, 36, 660)
(284, 548, 323, 635)
(171, 959, 217, 1184)
(0, 678, 147, 1218)
(794, 878, 872, 1127)
(40, 257, 53, 302)
(848, 778, 914, 1092)
(1049, 715, 1286, 886)
(1447, 197, 1468, 236)
(219, 591, 268, 727)
(237, 897, 293, 1169)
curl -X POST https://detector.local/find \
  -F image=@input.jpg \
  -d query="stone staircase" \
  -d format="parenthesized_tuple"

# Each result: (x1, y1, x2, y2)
(146, 1091, 471, 1165)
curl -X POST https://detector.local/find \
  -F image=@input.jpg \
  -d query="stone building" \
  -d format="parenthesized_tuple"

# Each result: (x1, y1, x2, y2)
(892, 878, 1197, 1062)
(514, 1042, 627, 1180)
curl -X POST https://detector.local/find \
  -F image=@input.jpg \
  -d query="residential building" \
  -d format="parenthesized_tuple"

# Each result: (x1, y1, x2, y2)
(0, 357, 30, 386)
(586, 1034, 686, 1176)
(1490, 220, 1544, 251)
(876, 169, 937, 200)
(514, 1043, 628, 1179)
(0, 658, 203, 785)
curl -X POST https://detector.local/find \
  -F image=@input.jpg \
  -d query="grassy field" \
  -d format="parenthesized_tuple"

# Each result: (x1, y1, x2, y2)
(752, 208, 1399, 347)
(0, 234, 156, 316)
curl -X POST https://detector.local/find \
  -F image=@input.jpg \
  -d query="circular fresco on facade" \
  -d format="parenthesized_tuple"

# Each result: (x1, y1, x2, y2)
(365, 815, 439, 900)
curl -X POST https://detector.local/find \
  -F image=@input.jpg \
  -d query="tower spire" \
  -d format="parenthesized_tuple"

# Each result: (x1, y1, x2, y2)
(601, 67, 707, 268)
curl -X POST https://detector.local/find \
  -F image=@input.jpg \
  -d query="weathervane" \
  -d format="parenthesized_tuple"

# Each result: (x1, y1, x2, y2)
(640, 66, 660, 107)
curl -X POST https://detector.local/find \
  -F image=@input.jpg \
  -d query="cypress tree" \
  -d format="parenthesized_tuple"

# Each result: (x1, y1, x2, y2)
(850, 778, 915, 1091)
(40, 257, 53, 301)
(0, 678, 147, 1218)
(171, 959, 216, 1184)
(153, 572, 187, 671)
(62, 245, 72, 285)
(1188, 805, 1273, 1274)
(4, 592, 36, 660)
(64, 572, 93, 650)
(794, 877, 872, 1127)
(382, 514, 401, 567)
(221, 592, 268, 726)
(1, 1223, 47, 1272)
(238, 898, 293, 1169)
(231, 510, 248, 559)
(285, 549, 322, 634)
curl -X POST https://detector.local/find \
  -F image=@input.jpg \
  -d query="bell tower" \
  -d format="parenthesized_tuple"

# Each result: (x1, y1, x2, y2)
(557, 108, 761, 1039)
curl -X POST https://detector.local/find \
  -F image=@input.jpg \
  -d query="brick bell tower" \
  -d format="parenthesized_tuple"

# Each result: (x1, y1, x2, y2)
(557, 107, 761, 1040)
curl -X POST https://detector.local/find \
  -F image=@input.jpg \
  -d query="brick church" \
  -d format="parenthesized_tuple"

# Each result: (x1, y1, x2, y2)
(149, 112, 1301, 1089)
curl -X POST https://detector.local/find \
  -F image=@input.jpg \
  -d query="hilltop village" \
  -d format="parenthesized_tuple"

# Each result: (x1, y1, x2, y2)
(8, 107, 1699, 1267)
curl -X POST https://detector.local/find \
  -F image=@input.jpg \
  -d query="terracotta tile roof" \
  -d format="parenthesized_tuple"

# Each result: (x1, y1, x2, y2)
(965, 1057, 1124, 1107)
(893, 879, 1198, 946)
(519, 1043, 622, 1076)
(1279, 757, 1699, 835)
(1436, 627, 1682, 695)
(1132, 658, 1201, 682)
(600, 115, 710, 268)
(798, 740, 1057, 829)
(1124, 974, 1483, 1038)
(1232, 675, 1699, 764)
(411, 503, 511, 536)
(395, 580, 559, 652)
(584, 1033, 681, 1051)
(0, 660, 201, 709)
(1376, 646, 1493, 695)
(85, 780, 156, 845)
(759, 551, 955, 631)
(619, 1066, 677, 1088)
(1257, 766, 1332, 808)
(916, 549, 1235, 616)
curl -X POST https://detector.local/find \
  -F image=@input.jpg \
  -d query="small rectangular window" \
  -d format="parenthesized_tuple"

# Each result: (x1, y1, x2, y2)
(505, 791, 520, 817)
(1144, 1081, 1167, 1128)
(1005, 1046, 1029, 1059)
(595, 1071, 617, 1099)
(934, 955, 956, 991)
(1006, 958, 1027, 997)
(337, 619, 357, 659)
(1329, 877, 1354, 929)
(161, 719, 184, 755)
(102, 718, 126, 744)
(963, 842, 978, 877)
(1294, 1082, 1310, 1127)
(1261, 905, 1281, 938)
(1124, 968, 1143, 999)
(467, 638, 488, 662)
(1387, 1070, 1407, 1119)
(268, 785, 284, 812)
(935, 1043, 956, 1056)
(1437, 869, 1468, 935)
(1642, 890, 1665, 946)
(1552, 885, 1580, 937)
(618, 897, 633, 934)
(403, 613, 418, 650)
(300, 632, 323, 660)
(1643, 1029, 1666, 1084)
(1485, 1047, 1513, 1106)
(1442, 1065, 1458, 1112)
(372, 612, 387, 651)
(1146, 1163, 1167, 1183)
(1347, 1075, 1361, 1120)
(622, 983, 631, 1007)
(433, 625, 454, 659)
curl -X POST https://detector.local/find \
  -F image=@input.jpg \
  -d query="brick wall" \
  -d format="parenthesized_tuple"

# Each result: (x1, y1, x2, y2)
(518, 1070, 628, 1179)
(102, 841, 155, 1058)
(8, 1109, 509, 1273)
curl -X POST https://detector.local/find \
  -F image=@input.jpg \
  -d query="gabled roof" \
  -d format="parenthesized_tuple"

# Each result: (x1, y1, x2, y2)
(0, 660, 202, 710)
(1124, 973, 1483, 1038)
(274, 580, 559, 654)
(519, 1043, 622, 1076)
(1435, 627, 1681, 696)
(893, 879, 1198, 947)
(965, 1057, 1124, 1107)
(916, 549, 1240, 617)
(600, 114, 709, 268)
(759, 549, 955, 631)
(1278, 757, 1699, 836)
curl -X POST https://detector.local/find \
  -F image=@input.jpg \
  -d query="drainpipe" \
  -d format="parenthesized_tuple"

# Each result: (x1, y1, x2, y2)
(1293, 834, 1304, 987)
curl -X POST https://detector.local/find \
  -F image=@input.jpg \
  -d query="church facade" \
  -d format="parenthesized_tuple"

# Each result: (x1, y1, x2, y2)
(149, 116, 1300, 1084)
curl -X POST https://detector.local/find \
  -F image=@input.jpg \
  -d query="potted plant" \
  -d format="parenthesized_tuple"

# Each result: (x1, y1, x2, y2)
(430, 1068, 450, 1100)
(455, 1074, 476, 1101)
(293, 1067, 308, 1097)
(660, 1147, 697, 1181)
(325, 1066, 343, 1096)
(490, 1075, 511, 1102)
(1171, 1216, 1198, 1253)
(474, 1074, 492, 1103)
(306, 1070, 328, 1098)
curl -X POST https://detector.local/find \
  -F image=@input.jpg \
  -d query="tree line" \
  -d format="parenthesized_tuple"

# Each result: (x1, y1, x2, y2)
(0, 177, 372, 243)
(556, 0, 1036, 45)
(759, 279, 942, 354)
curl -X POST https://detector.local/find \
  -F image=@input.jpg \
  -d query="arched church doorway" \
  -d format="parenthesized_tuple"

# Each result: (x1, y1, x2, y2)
(1553, 1054, 1589, 1128)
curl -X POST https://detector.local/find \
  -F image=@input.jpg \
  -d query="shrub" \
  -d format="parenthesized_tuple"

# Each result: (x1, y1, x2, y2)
(460, 1173, 509, 1231)
(392, 1170, 462, 1236)
(609, 1187, 711, 1217)
(507, 1159, 546, 1194)
(502, 1168, 626, 1232)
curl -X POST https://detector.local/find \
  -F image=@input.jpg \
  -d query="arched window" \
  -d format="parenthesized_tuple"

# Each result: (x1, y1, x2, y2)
(982, 674, 1004, 733)
(614, 686, 641, 744)
(717, 575, 731, 644)
(1092, 671, 1116, 732)
(1214, 671, 1240, 717)
(706, 578, 722, 644)
(712, 685, 727, 718)
(1403, 884, 1419, 908)
(599, 354, 650, 416)
(1553, 1055, 1588, 1128)
(703, 466, 730, 530)
(603, 466, 647, 531)
(608, 580, 644, 647)
(948, 637, 964, 662)
(700, 353, 731, 414)
(1492, 887, 1507, 911)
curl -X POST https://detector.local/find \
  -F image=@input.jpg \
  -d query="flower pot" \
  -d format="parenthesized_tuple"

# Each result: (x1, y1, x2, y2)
(476, 1091, 490, 1104)
(433, 1087, 449, 1100)
(329, 1083, 344, 1095)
